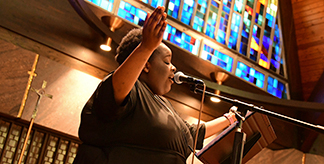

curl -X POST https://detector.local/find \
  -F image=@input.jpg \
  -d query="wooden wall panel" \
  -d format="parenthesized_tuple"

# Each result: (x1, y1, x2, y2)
(291, 0, 324, 153)
(0, 39, 35, 115)
(292, 0, 324, 100)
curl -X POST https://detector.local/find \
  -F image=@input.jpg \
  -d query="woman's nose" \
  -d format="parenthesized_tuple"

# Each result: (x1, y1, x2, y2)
(171, 64, 176, 72)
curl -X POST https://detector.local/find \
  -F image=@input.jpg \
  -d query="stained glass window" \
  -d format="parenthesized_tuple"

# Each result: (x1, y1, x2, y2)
(250, 25, 261, 61)
(267, 76, 287, 99)
(240, 0, 255, 56)
(255, 0, 267, 26)
(163, 24, 200, 55)
(201, 44, 233, 72)
(167, 0, 181, 18)
(228, 13, 241, 50)
(234, 0, 244, 13)
(88, 0, 114, 12)
(89, 0, 288, 99)
(140, 0, 149, 3)
(259, 0, 278, 69)
(151, 0, 165, 8)
(216, 0, 232, 45)
(235, 61, 265, 88)
(181, 0, 195, 25)
(118, 1, 147, 26)
(193, 0, 208, 32)
(205, 0, 220, 39)
(140, 0, 165, 8)
(270, 16, 281, 73)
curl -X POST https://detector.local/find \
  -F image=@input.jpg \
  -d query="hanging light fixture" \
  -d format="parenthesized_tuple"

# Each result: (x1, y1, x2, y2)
(100, 37, 112, 51)
(210, 71, 229, 103)
(100, 15, 124, 51)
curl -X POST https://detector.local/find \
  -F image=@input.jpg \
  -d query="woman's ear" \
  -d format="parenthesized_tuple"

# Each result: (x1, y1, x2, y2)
(143, 62, 151, 73)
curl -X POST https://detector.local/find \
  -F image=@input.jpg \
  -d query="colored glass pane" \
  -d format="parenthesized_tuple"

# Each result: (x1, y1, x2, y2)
(266, 0, 278, 17)
(201, 44, 233, 72)
(228, 13, 241, 50)
(260, 0, 277, 69)
(118, 1, 147, 26)
(234, 0, 244, 13)
(240, 0, 255, 56)
(270, 17, 281, 72)
(235, 61, 264, 88)
(216, 0, 232, 45)
(151, 0, 165, 8)
(255, 0, 267, 26)
(181, 0, 195, 25)
(267, 76, 287, 99)
(250, 25, 261, 61)
(279, 57, 284, 76)
(139, 0, 149, 3)
(140, 0, 164, 8)
(88, 0, 114, 12)
(163, 25, 200, 55)
(269, 2, 281, 74)
(167, 0, 181, 18)
(193, 0, 208, 32)
(205, 0, 220, 39)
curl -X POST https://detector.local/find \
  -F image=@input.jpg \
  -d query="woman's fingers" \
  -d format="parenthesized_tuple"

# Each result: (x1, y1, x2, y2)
(146, 7, 165, 31)
(143, 12, 150, 28)
(145, 7, 161, 28)
(141, 6, 167, 49)
(155, 12, 167, 36)
(157, 20, 167, 38)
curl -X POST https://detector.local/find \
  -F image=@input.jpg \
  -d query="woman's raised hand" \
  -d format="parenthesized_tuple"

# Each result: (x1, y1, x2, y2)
(141, 6, 167, 52)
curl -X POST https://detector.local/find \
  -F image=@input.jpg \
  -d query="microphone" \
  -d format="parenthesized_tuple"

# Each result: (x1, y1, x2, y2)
(173, 72, 204, 85)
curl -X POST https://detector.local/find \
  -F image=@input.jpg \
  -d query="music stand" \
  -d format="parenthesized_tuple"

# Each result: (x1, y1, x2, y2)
(196, 110, 276, 164)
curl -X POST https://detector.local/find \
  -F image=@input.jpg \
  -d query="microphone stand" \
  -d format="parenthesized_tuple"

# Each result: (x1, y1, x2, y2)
(191, 86, 324, 164)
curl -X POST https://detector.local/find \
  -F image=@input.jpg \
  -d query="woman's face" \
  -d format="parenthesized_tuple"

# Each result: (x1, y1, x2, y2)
(144, 43, 176, 95)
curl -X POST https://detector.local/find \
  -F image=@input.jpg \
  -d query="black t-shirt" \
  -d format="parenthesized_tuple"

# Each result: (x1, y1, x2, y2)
(77, 74, 205, 163)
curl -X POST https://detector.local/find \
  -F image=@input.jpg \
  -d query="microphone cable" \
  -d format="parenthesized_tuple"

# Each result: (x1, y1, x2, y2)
(191, 83, 206, 164)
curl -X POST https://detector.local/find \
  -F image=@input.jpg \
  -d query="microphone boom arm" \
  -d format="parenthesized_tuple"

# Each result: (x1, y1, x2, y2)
(191, 87, 324, 134)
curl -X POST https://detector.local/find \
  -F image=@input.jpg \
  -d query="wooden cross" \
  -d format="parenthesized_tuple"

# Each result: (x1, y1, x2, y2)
(18, 80, 53, 164)
(30, 80, 53, 118)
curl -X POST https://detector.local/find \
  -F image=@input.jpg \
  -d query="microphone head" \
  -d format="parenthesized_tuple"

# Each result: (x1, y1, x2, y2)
(174, 71, 185, 84)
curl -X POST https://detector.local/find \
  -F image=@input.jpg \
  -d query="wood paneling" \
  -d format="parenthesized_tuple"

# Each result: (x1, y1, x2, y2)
(291, 0, 324, 153)
(0, 40, 35, 115)
(292, 0, 324, 101)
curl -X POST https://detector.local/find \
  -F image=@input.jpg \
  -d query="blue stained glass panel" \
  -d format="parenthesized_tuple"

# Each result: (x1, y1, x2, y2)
(164, 25, 200, 55)
(140, 0, 149, 3)
(88, 0, 114, 12)
(234, 0, 244, 13)
(193, 0, 208, 32)
(118, 1, 147, 26)
(168, 0, 181, 18)
(91, 0, 101, 6)
(201, 44, 233, 72)
(267, 76, 287, 99)
(229, 13, 241, 50)
(240, 0, 255, 56)
(250, 25, 261, 61)
(151, 0, 164, 8)
(235, 61, 264, 88)
(216, 0, 232, 44)
(181, 0, 195, 25)
(270, 18, 281, 73)
(206, 1, 220, 39)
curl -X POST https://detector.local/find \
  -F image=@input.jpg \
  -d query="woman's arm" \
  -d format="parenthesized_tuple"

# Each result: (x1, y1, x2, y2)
(112, 7, 167, 105)
(204, 111, 236, 138)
